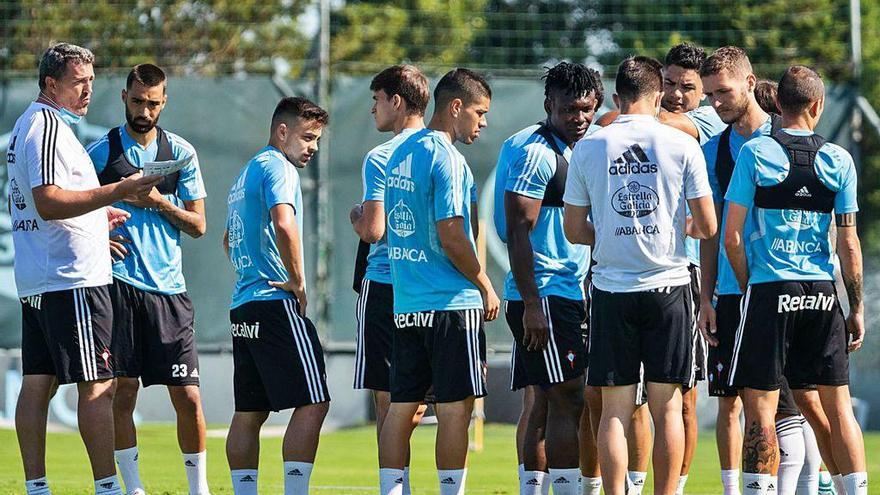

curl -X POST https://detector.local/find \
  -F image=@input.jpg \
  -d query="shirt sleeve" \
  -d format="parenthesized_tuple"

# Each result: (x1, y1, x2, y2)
(262, 158, 298, 213)
(725, 142, 759, 207)
(86, 137, 110, 175)
(470, 180, 478, 204)
(685, 106, 726, 144)
(563, 143, 591, 206)
(504, 142, 554, 200)
(834, 153, 859, 214)
(362, 151, 386, 202)
(171, 137, 206, 201)
(432, 146, 466, 221)
(702, 138, 722, 201)
(24, 111, 70, 189)
(683, 141, 712, 200)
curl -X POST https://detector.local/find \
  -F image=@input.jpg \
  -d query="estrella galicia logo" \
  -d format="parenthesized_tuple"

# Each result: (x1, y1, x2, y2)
(9, 179, 26, 210)
(612, 182, 659, 218)
(782, 209, 819, 231)
(388, 199, 416, 238)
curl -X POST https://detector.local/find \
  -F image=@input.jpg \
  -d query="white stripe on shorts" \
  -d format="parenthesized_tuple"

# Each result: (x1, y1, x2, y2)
(353, 279, 370, 389)
(283, 299, 326, 403)
(541, 298, 564, 384)
(727, 286, 752, 387)
(74, 289, 97, 381)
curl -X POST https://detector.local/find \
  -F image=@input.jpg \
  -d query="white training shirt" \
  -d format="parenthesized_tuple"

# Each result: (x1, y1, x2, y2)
(6, 102, 111, 297)
(564, 114, 711, 292)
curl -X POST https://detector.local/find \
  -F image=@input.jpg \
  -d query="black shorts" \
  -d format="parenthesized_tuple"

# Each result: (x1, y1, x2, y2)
(689, 265, 708, 381)
(354, 279, 393, 392)
(505, 297, 587, 390)
(391, 308, 486, 403)
(708, 294, 743, 397)
(21, 286, 114, 384)
(777, 376, 800, 417)
(110, 280, 199, 387)
(230, 299, 330, 412)
(730, 281, 848, 391)
(587, 284, 693, 388)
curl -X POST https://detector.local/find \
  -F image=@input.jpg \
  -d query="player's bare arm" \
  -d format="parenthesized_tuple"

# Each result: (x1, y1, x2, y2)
(723, 202, 750, 292)
(562, 203, 594, 246)
(436, 216, 500, 321)
(268, 203, 307, 316)
(505, 191, 549, 351)
(698, 200, 724, 346)
(351, 200, 385, 243)
(836, 214, 864, 351)
(126, 190, 206, 238)
(32, 173, 162, 221)
(658, 109, 700, 139)
(686, 195, 718, 239)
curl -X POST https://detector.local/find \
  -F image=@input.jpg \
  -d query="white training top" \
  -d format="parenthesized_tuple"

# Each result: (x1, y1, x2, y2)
(564, 114, 711, 292)
(7, 102, 111, 297)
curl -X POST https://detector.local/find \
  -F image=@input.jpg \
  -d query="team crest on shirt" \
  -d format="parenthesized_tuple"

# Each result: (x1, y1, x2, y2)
(612, 182, 659, 218)
(388, 200, 416, 238)
(781, 209, 819, 231)
(9, 179, 26, 210)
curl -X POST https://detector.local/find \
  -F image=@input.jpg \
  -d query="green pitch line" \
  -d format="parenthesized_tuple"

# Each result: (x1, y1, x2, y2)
(1, 424, 879, 494)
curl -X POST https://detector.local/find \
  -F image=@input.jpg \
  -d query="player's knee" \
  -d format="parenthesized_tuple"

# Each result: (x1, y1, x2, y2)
(548, 379, 584, 414)
(78, 379, 115, 403)
(169, 386, 203, 415)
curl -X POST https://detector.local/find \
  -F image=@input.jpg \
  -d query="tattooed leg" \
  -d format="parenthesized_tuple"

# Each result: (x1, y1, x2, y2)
(744, 421, 778, 474)
(741, 388, 781, 475)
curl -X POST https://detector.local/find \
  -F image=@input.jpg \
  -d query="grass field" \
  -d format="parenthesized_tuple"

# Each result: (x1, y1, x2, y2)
(1, 424, 879, 494)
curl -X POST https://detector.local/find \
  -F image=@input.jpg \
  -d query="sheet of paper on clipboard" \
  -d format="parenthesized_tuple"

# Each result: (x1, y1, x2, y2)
(143, 155, 193, 177)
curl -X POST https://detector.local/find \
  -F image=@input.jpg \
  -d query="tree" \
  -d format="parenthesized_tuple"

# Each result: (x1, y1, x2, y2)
(4, 1, 312, 76)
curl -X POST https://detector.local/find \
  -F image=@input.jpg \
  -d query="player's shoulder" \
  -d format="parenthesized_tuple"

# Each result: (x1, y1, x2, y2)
(163, 129, 197, 157)
(819, 141, 854, 169)
(701, 132, 722, 158)
(654, 119, 702, 150)
(86, 133, 110, 155)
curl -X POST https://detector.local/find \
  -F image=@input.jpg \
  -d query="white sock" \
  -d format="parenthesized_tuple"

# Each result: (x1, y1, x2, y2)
(549, 468, 580, 495)
(581, 476, 602, 495)
(777, 420, 805, 495)
(380, 468, 405, 495)
(743, 473, 771, 494)
(833, 474, 846, 495)
(231, 469, 258, 495)
(518, 463, 525, 484)
(183, 451, 210, 495)
(438, 468, 467, 495)
(676, 474, 689, 495)
(797, 421, 821, 495)
(403, 466, 412, 495)
(843, 472, 868, 495)
(722, 469, 742, 495)
(283, 461, 313, 495)
(25, 477, 51, 495)
(114, 446, 144, 494)
(628, 471, 648, 495)
(520, 470, 548, 495)
(94, 475, 124, 495)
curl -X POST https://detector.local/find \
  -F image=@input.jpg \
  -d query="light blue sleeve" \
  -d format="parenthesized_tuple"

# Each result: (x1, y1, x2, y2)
(835, 156, 859, 214)
(262, 158, 298, 212)
(685, 106, 726, 143)
(725, 142, 758, 208)
(703, 137, 722, 201)
(432, 147, 466, 221)
(86, 137, 110, 175)
(170, 136, 206, 201)
(504, 143, 553, 200)
(362, 151, 385, 202)
(470, 180, 477, 204)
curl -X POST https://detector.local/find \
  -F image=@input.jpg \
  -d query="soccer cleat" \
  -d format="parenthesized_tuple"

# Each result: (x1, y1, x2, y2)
(129, 490, 147, 495)
(818, 472, 836, 495)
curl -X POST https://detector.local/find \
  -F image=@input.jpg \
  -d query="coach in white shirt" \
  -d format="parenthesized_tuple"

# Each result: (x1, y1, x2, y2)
(563, 56, 717, 495)
(8, 43, 160, 495)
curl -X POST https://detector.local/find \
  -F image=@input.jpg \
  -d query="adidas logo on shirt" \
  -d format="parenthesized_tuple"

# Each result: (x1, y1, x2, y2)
(288, 469, 303, 476)
(240, 475, 256, 482)
(610, 144, 658, 175)
(185, 460, 196, 467)
(795, 186, 812, 197)
(440, 477, 456, 484)
(388, 155, 415, 192)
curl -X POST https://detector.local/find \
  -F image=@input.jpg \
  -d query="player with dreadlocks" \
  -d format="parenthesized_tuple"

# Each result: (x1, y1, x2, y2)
(493, 61, 604, 495)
